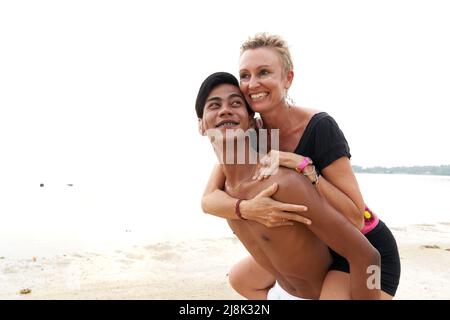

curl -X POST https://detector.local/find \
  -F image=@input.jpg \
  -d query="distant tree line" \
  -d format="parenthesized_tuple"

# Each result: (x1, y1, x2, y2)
(352, 165, 450, 176)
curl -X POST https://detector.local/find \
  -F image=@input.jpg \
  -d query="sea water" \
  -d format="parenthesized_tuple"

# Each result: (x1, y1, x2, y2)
(1, 173, 449, 259)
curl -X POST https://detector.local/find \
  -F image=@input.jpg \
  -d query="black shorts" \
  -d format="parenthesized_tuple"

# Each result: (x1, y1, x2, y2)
(328, 220, 401, 296)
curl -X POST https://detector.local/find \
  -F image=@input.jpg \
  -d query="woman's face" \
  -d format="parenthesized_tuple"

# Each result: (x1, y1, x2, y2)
(239, 47, 292, 114)
(201, 83, 251, 135)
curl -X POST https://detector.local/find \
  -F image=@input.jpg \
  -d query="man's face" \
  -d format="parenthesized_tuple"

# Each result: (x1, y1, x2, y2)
(201, 83, 251, 135)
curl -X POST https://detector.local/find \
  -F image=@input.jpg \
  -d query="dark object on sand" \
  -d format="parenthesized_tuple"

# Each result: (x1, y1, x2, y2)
(421, 245, 441, 249)
(40, 183, 44, 187)
(20, 288, 32, 295)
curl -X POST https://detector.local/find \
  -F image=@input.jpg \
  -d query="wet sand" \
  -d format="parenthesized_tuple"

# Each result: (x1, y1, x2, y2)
(1, 223, 450, 300)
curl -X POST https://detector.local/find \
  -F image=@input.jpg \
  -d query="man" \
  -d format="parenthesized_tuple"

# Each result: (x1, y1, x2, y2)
(196, 72, 381, 299)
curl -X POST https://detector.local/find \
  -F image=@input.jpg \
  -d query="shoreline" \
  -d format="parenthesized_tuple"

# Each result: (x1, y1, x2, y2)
(1, 222, 450, 300)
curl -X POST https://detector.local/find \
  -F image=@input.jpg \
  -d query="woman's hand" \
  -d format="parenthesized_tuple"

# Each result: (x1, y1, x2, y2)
(253, 150, 305, 181)
(239, 183, 311, 227)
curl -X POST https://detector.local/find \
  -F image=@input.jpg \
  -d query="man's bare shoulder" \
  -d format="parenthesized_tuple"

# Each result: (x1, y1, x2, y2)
(270, 167, 309, 187)
(267, 168, 319, 205)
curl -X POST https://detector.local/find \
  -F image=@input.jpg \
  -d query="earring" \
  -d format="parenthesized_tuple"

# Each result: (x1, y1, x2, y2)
(285, 93, 295, 108)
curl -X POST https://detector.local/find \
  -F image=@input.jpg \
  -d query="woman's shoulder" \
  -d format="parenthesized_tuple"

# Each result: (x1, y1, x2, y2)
(294, 107, 336, 131)
(289, 106, 321, 130)
(295, 106, 322, 118)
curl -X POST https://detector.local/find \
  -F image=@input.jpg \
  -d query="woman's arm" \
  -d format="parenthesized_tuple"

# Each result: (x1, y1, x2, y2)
(316, 157, 365, 230)
(201, 164, 239, 220)
(201, 164, 311, 226)
(257, 151, 365, 230)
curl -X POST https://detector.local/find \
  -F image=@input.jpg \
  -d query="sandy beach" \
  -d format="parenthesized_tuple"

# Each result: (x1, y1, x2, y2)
(1, 222, 449, 300)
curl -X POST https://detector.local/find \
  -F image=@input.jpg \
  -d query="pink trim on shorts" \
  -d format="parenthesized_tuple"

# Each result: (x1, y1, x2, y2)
(361, 205, 380, 235)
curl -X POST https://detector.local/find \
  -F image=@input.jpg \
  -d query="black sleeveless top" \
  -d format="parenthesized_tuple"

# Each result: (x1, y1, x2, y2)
(294, 112, 351, 174)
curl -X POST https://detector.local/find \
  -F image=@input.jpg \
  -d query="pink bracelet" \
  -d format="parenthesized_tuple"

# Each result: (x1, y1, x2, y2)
(295, 157, 313, 173)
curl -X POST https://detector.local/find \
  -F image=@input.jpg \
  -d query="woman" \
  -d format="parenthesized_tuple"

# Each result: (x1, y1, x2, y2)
(201, 33, 400, 299)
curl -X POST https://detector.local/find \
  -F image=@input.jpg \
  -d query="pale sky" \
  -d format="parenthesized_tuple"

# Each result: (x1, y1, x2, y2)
(1, 0, 450, 190)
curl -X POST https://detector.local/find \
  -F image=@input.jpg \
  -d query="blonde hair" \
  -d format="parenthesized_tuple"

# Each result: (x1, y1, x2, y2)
(240, 33, 294, 74)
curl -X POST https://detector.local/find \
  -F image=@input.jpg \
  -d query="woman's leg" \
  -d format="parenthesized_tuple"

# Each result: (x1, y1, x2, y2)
(228, 255, 276, 300)
(319, 270, 393, 300)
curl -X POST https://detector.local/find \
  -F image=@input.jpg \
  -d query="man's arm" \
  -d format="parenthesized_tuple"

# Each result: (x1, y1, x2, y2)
(201, 164, 309, 225)
(273, 170, 381, 300)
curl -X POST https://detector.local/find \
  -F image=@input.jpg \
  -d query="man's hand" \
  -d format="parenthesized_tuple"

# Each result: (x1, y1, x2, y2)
(240, 183, 311, 227)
